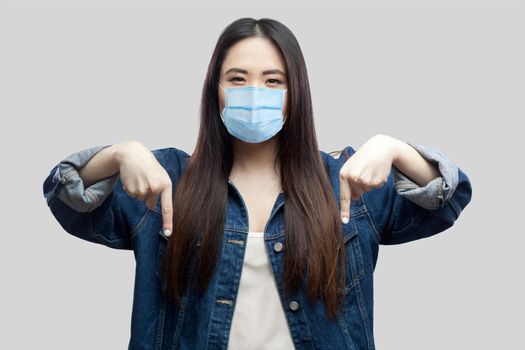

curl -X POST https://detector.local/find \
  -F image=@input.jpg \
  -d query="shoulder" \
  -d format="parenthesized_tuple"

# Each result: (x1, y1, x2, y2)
(150, 146, 191, 174)
(319, 146, 356, 182)
(151, 146, 190, 161)
(320, 146, 355, 162)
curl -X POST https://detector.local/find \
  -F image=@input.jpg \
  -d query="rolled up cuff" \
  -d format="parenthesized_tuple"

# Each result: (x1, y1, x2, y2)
(393, 142, 459, 210)
(56, 145, 119, 213)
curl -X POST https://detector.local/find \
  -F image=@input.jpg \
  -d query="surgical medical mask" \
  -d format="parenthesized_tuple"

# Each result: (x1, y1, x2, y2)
(219, 84, 288, 143)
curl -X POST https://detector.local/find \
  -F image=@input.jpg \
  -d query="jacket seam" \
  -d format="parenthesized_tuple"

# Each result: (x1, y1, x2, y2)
(360, 193, 382, 244)
(130, 208, 152, 241)
(447, 199, 461, 219)
(86, 211, 130, 247)
(353, 281, 373, 350)
(84, 203, 147, 248)
(391, 211, 421, 234)
(84, 188, 97, 212)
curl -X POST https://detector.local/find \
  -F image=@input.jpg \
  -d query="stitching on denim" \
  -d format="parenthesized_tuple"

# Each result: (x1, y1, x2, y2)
(154, 288, 166, 350)
(353, 281, 374, 350)
(360, 194, 382, 243)
(151, 205, 162, 216)
(296, 294, 315, 346)
(336, 311, 358, 350)
(392, 211, 422, 235)
(84, 188, 96, 211)
(130, 209, 151, 241)
(344, 224, 365, 294)
(87, 211, 130, 248)
(438, 177, 445, 208)
(344, 266, 364, 293)
(61, 167, 76, 181)
(396, 181, 419, 190)
(448, 199, 461, 218)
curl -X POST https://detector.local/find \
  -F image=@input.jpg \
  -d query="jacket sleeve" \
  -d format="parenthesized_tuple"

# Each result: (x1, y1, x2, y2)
(359, 142, 473, 245)
(42, 145, 149, 250)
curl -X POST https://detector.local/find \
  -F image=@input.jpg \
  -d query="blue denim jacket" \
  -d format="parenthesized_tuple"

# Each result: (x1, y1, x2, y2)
(42, 142, 472, 350)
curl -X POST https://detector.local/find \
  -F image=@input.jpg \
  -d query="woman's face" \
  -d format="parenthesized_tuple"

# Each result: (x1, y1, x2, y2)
(218, 36, 289, 118)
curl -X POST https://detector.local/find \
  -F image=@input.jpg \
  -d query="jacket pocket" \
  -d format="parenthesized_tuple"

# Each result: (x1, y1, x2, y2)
(342, 221, 365, 294)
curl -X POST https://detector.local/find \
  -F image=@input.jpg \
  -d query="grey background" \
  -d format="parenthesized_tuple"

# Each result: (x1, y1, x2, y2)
(1, 0, 522, 349)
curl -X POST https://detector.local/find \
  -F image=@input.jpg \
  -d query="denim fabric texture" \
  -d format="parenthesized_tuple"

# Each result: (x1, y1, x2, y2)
(54, 145, 118, 212)
(43, 142, 473, 350)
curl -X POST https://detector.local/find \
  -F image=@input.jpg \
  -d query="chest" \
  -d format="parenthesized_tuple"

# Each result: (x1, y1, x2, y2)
(229, 177, 282, 232)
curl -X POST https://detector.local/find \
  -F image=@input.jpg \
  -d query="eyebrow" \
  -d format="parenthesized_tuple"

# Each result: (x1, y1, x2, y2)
(225, 67, 287, 76)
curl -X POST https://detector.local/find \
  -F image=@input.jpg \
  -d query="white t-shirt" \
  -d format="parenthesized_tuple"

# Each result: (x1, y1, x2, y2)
(227, 231, 296, 350)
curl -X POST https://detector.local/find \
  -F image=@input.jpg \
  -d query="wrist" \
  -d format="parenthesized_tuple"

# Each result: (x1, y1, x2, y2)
(389, 138, 408, 166)
(109, 141, 133, 168)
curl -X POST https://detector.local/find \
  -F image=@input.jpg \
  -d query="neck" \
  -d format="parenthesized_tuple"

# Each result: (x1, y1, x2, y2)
(230, 134, 281, 178)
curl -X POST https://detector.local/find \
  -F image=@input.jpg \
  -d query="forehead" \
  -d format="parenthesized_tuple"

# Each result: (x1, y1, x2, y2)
(221, 36, 286, 74)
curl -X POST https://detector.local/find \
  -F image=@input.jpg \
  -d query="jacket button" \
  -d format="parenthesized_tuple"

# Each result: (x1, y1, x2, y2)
(289, 300, 299, 311)
(273, 242, 283, 252)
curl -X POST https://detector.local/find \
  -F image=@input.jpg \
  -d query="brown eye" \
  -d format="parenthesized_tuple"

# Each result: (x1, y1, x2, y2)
(267, 79, 281, 84)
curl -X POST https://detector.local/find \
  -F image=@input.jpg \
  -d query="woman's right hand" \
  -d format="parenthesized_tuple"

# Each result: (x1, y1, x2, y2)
(115, 141, 173, 236)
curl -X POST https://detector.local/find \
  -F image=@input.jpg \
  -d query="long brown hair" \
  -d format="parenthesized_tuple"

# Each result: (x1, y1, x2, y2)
(161, 17, 348, 320)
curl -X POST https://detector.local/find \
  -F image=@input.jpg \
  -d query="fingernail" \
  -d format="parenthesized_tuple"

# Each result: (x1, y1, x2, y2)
(341, 216, 349, 224)
(163, 229, 172, 237)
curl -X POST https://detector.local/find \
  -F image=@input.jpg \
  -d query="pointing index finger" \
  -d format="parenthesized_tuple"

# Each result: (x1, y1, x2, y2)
(160, 185, 173, 237)
(340, 175, 351, 224)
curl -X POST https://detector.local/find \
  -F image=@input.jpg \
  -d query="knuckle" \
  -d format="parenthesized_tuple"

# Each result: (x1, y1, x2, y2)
(148, 180, 161, 193)
(340, 165, 352, 175)
(349, 173, 360, 183)
(374, 180, 384, 188)
(340, 169, 358, 183)
(148, 182, 160, 193)
(162, 176, 172, 187)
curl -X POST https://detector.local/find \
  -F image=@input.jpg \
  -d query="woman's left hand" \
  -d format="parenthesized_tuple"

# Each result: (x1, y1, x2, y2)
(339, 134, 401, 224)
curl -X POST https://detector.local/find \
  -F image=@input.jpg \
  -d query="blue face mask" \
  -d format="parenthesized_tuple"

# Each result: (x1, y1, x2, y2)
(219, 84, 288, 143)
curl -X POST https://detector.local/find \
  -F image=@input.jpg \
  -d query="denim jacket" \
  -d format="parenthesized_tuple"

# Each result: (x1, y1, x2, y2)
(42, 142, 472, 350)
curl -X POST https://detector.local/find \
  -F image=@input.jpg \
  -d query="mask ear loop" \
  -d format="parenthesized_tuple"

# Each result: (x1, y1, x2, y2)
(282, 89, 288, 126)
(219, 84, 226, 123)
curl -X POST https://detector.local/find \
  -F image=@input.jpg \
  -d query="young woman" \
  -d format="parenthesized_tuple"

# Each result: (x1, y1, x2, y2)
(43, 17, 472, 350)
